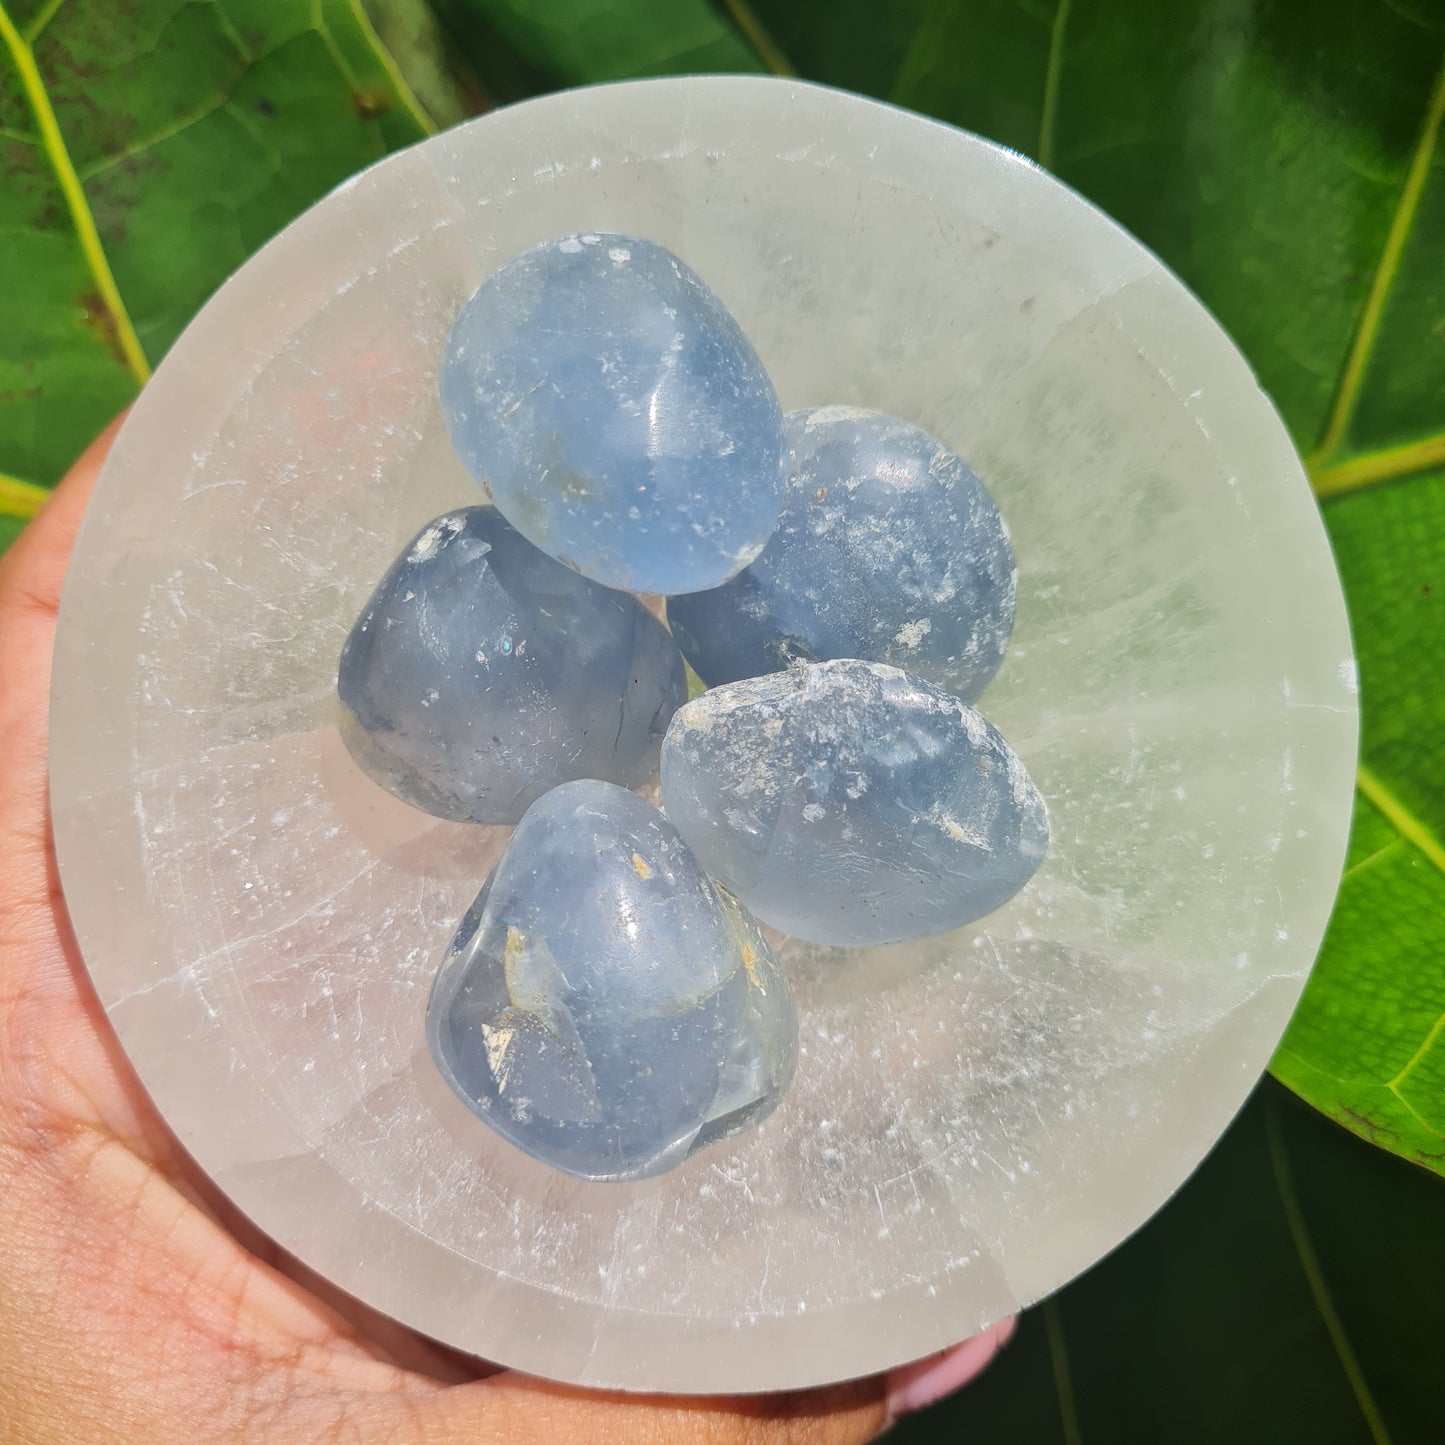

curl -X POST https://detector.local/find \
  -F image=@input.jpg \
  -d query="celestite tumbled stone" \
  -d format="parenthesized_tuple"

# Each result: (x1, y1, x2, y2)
(667, 407, 1017, 703)
(426, 781, 798, 1182)
(661, 660, 1049, 947)
(440, 233, 786, 596)
(338, 507, 684, 824)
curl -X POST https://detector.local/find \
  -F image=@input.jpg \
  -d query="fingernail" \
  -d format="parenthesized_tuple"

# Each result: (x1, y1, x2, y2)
(883, 1316, 1015, 1424)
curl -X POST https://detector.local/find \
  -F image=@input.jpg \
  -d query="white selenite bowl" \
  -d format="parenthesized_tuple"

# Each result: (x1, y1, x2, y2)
(50, 77, 1357, 1392)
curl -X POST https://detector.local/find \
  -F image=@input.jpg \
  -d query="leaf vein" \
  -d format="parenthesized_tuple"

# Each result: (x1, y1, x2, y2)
(1387, 1009, 1445, 1096)
(312, 0, 363, 93)
(77, 89, 236, 182)
(221, 99, 282, 181)
(21, 0, 64, 45)
(1037, 0, 1072, 169)
(341, 0, 436, 135)
(1312, 431, 1445, 499)
(0, 472, 50, 520)
(1265, 1101, 1394, 1445)
(1339, 839, 1406, 882)
(208, 0, 254, 65)
(718, 0, 795, 77)
(0, 1, 149, 384)
(1309, 54, 1445, 465)
(1384, 1077, 1445, 1138)
(1042, 1297, 1083, 1445)
(1355, 764, 1445, 880)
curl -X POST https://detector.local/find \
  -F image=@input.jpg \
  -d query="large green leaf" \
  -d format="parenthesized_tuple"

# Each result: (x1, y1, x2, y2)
(4, 1, 1442, 1178)
(501, 0, 1445, 1173)
(0, 0, 455, 526)
(1274, 475, 1445, 1168)
(431, 0, 776, 104)
(745, 1, 1445, 1169)
(2, 8, 1442, 1434)
(895, 1083, 1445, 1444)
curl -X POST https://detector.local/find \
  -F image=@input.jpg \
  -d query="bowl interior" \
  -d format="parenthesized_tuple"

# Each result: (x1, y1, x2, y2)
(50, 77, 1357, 1392)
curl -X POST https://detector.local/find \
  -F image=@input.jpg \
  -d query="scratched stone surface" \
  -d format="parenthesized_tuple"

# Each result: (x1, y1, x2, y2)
(440, 232, 785, 595)
(667, 406, 1016, 700)
(426, 781, 797, 1182)
(48, 80, 1357, 1393)
(337, 506, 683, 824)
(661, 661, 1049, 947)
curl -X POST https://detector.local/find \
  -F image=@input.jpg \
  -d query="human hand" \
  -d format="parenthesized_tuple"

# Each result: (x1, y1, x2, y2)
(0, 420, 1013, 1443)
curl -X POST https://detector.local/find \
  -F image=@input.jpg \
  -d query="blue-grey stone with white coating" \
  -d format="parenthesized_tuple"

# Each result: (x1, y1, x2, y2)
(667, 407, 1016, 703)
(338, 506, 684, 825)
(440, 233, 786, 595)
(660, 660, 1049, 947)
(426, 781, 798, 1182)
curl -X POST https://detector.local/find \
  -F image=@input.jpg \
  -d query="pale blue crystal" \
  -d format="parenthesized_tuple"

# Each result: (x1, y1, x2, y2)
(667, 407, 1017, 703)
(440, 232, 786, 595)
(660, 660, 1048, 947)
(338, 507, 683, 824)
(426, 781, 797, 1182)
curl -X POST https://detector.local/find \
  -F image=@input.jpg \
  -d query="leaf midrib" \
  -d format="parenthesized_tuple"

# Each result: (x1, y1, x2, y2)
(1266, 1101, 1395, 1445)
(22, 0, 64, 44)
(0, 0, 450, 524)
(1356, 766, 1445, 881)
(1043, 1297, 1083, 1445)
(1037, 0, 1072, 171)
(718, 0, 794, 76)
(0, 0, 150, 385)
(1307, 56, 1445, 472)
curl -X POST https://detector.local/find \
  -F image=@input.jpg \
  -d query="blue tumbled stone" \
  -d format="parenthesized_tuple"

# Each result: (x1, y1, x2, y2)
(338, 507, 684, 824)
(426, 780, 797, 1182)
(440, 233, 786, 595)
(660, 660, 1048, 947)
(667, 407, 1016, 703)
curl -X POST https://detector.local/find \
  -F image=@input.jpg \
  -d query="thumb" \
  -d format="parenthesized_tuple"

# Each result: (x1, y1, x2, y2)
(327, 1317, 1014, 1444)
(336, 1368, 888, 1445)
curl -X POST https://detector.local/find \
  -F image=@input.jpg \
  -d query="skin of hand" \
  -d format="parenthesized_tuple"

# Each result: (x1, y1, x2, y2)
(0, 420, 1013, 1444)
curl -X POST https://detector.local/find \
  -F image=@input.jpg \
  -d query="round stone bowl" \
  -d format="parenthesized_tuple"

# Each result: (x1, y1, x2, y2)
(50, 77, 1358, 1393)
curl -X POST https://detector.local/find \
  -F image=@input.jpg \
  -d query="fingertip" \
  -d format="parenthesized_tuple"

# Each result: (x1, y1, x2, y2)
(0, 410, 127, 601)
(882, 1315, 1015, 1425)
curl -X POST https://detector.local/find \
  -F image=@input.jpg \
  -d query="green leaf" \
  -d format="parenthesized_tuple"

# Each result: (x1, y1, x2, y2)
(895, 1084, 1445, 1445)
(444, 0, 1445, 1174)
(360, 0, 475, 128)
(430, 0, 778, 106)
(5, 0, 1441, 1177)
(1273, 474, 1445, 1169)
(747, 1, 1445, 1172)
(0, 0, 453, 525)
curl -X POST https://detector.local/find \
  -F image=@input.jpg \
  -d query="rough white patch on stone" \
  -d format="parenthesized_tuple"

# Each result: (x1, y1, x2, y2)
(926, 804, 990, 848)
(409, 514, 463, 563)
(480, 1023, 517, 1091)
(1338, 658, 1359, 694)
(804, 405, 875, 428)
(893, 617, 933, 649)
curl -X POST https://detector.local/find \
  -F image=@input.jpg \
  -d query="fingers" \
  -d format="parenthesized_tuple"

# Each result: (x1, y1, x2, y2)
(0, 415, 122, 899)
(0, 414, 119, 620)
(324, 1317, 1013, 1445)
(331, 1313, 1016, 1445)
(882, 1316, 1015, 1424)
(334, 1369, 887, 1445)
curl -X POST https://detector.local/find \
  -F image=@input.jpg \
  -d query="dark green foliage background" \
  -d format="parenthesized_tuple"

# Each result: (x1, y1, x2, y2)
(3, 3, 1441, 1438)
